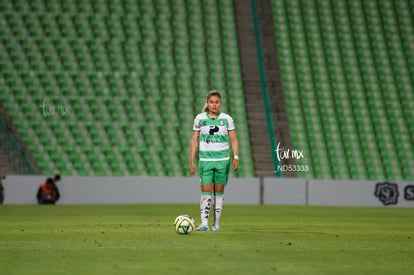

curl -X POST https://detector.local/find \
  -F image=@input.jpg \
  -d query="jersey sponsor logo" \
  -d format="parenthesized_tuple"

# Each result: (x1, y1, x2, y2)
(205, 137, 221, 144)
(209, 126, 219, 135)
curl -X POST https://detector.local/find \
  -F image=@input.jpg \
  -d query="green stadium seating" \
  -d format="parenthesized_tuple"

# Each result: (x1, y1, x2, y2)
(272, 0, 414, 180)
(0, 0, 254, 177)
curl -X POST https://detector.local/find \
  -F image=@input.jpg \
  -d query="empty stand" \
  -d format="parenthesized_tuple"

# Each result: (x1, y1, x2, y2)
(0, 0, 254, 177)
(272, 0, 413, 180)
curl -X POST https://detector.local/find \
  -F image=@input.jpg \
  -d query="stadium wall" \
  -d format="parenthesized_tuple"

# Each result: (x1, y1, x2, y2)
(2, 176, 413, 207)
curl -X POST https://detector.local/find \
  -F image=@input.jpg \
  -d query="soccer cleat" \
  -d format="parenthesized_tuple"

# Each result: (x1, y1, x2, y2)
(212, 226, 220, 231)
(195, 225, 209, 231)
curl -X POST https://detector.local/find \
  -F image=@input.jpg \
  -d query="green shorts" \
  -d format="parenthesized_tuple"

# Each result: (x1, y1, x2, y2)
(198, 160, 230, 186)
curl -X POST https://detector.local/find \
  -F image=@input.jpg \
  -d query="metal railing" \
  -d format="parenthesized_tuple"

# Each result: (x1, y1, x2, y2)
(0, 114, 38, 174)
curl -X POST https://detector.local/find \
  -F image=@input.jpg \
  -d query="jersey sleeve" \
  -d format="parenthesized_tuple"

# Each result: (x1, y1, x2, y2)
(227, 115, 235, 131)
(193, 114, 201, 131)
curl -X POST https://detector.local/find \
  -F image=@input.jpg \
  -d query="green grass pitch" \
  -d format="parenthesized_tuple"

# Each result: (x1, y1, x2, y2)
(0, 204, 413, 274)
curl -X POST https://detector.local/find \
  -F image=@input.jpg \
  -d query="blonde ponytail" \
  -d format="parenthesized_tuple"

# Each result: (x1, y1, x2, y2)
(202, 103, 208, 113)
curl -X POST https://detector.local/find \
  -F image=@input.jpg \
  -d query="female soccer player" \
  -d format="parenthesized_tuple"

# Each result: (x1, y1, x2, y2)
(189, 90, 239, 231)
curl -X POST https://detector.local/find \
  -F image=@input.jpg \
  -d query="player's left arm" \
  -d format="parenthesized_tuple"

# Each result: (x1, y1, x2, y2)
(229, 130, 239, 171)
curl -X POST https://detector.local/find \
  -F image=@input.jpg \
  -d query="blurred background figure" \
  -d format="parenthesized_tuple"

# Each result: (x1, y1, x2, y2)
(36, 174, 61, 205)
(0, 175, 5, 204)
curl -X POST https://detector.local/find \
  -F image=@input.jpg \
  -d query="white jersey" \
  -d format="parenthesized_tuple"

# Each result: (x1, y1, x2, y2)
(193, 112, 235, 162)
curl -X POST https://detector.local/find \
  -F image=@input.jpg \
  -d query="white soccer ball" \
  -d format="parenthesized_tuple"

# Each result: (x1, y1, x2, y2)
(173, 214, 195, 227)
(175, 215, 195, 235)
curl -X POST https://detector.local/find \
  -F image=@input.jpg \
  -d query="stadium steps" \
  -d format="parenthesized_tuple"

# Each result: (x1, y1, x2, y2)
(0, 107, 41, 175)
(234, 0, 297, 177)
(255, 0, 298, 177)
(0, 146, 16, 175)
(234, 0, 274, 177)
(0, 109, 15, 175)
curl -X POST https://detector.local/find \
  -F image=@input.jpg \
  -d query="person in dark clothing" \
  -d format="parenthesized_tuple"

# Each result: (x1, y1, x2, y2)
(0, 175, 5, 204)
(37, 175, 61, 205)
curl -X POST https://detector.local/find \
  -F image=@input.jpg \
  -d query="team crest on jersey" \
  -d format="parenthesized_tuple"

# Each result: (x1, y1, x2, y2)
(219, 119, 224, 125)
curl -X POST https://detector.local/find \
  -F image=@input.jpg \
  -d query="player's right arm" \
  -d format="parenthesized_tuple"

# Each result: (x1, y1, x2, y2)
(190, 115, 201, 175)
(190, 131, 200, 175)
(189, 130, 200, 175)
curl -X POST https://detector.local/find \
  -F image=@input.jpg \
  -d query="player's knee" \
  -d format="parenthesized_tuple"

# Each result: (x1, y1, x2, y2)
(201, 183, 213, 192)
(214, 184, 225, 192)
